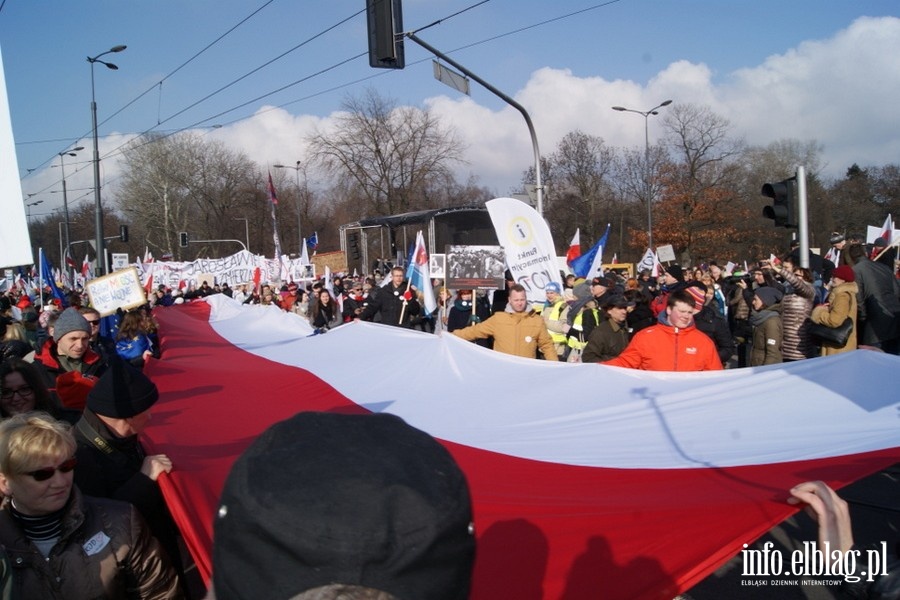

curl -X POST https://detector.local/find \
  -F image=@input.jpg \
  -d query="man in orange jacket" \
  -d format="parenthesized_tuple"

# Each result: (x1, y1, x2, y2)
(603, 289, 723, 371)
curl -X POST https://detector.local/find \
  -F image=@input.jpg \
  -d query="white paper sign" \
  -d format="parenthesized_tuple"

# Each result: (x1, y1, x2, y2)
(86, 267, 147, 316)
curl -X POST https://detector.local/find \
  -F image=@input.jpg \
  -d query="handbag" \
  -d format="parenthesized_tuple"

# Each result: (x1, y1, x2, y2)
(807, 317, 853, 346)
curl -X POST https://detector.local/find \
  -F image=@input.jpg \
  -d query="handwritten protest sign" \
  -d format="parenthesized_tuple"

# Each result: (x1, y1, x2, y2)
(86, 267, 146, 316)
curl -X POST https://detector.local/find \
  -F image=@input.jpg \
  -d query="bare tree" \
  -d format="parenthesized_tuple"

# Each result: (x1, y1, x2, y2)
(521, 131, 619, 252)
(117, 133, 258, 259)
(656, 104, 747, 264)
(308, 89, 466, 217)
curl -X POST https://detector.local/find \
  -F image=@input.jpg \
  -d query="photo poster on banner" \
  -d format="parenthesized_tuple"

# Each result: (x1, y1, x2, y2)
(445, 245, 505, 291)
(299, 264, 316, 281)
(86, 267, 147, 316)
(429, 254, 446, 280)
(111, 253, 129, 271)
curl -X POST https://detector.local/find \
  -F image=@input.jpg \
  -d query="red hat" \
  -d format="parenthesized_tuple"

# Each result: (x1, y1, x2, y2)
(832, 265, 855, 283)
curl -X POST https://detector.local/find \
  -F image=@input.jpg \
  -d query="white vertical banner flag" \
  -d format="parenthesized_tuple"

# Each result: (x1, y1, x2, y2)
(486, 197, 563, 304)
(0, 45, 33, 268)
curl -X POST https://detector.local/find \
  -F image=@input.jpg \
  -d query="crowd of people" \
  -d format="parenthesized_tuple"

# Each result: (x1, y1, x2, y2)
(0, 289, 184, 597)
(0, 229, 896, 597)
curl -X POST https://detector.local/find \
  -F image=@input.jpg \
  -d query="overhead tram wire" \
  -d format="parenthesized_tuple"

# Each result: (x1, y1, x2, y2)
(19, 0, 276, 181)
(211, 0, 628, 129)
(24, 0, 488, 177)
(410, 0, 491, 35)
(62, 0, 625, 181)
(85, 7, 368, 169)
(447, 0, 625, 52)
(98, 0, 498, 143)
(100, 0, 278, 129)
(147, 8, 366, 130)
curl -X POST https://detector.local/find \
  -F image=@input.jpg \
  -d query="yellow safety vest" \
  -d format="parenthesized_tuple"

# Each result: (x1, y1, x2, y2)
(544, 300, 568, 345)
(567, 308, 599, 350)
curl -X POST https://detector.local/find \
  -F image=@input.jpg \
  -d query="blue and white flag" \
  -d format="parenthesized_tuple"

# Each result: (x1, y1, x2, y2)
(570, 224, 611, 279)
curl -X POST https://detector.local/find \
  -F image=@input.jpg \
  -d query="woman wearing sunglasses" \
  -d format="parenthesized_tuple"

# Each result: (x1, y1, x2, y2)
(0, 412, 182, 598)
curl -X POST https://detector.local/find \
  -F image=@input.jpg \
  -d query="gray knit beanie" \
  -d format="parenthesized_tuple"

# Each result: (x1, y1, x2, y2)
(53, 307, 91, 342)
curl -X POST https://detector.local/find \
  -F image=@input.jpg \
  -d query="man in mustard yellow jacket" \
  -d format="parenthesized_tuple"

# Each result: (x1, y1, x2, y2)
(453, 284, 559, 360)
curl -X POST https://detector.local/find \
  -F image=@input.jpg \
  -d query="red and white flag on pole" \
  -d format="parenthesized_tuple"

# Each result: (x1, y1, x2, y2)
(565, 228, 581, 266)
(878, 213, 894, 245)
(64, 247, 77, 270)
(81, 256, 91, 278)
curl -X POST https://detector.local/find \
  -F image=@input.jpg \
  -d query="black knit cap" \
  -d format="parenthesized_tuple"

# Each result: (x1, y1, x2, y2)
(213, 411, 475, 600)
(665, 265, 685, 282)
(86, 357, 159, 418)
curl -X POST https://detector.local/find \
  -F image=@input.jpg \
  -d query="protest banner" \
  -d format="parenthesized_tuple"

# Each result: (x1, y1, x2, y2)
(86, 267, 146, 316)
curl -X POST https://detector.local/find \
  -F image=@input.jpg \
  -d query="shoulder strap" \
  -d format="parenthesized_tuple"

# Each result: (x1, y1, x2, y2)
(76, 418, 116, 456)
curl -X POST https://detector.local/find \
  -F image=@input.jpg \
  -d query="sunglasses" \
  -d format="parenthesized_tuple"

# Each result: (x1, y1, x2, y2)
(26, 457, 78, 482)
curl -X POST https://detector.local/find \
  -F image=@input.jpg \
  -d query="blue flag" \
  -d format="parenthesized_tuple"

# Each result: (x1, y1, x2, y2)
(39, 249, 68, 307)
(306, 232, 319, 251)
(570, 224, 611, 279)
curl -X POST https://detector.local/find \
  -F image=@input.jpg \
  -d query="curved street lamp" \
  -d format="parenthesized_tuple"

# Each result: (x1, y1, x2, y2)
(88, 45, 126, 275)
(611, 99, 673, 249)
(26, 198, 44, 218)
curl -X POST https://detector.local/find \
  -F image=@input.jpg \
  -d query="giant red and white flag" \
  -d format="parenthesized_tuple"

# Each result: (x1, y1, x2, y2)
(143, 297, 900, 599)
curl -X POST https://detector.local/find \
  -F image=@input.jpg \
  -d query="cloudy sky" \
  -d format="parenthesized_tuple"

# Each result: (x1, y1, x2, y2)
(2, 0, 898, 221)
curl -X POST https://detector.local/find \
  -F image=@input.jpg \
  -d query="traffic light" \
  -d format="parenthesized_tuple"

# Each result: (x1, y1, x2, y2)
(119, 225, 129, 242)
(179, 232, 189, 248)
(366, 0, 404, 69)
(761, 179, 796, 228)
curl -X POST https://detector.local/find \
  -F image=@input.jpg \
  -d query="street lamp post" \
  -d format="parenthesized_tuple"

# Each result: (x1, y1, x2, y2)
(88, 44, 126, 275)
(611, 99, 673, 249)
(273, 161, 303, 253)
(26, 198, 43, 219)
(58, 146, 84, 281)
(233, 217, 250, 253)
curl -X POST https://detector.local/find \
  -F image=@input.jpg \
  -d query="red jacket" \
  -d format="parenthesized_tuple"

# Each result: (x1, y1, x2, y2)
(33, 339, 106, 410)
(602, 320, 723, 372)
